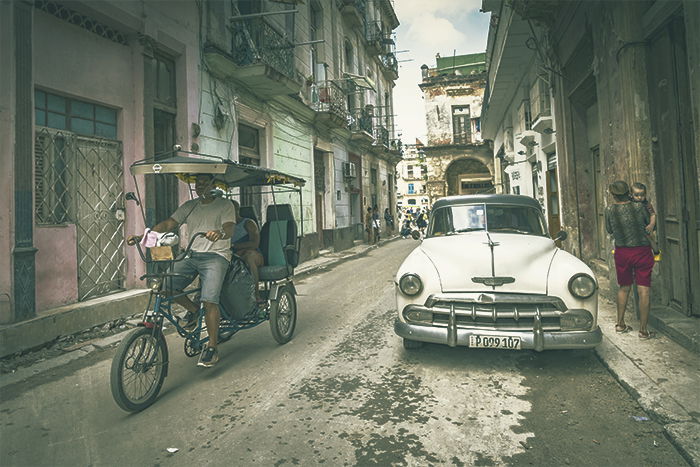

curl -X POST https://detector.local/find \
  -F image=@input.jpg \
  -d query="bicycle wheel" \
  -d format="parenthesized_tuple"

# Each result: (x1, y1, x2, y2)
(110, 327, 169, 412)
(269, 285, 297, 344)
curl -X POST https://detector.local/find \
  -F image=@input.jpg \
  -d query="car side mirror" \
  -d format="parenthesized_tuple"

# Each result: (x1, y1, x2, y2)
(125, 192, 140, 206)
(411, 230, 421, 240)
(553, 230, 567, 242)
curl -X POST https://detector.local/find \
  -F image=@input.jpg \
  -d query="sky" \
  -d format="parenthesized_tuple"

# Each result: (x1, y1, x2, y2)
(391, 0, 490, 145)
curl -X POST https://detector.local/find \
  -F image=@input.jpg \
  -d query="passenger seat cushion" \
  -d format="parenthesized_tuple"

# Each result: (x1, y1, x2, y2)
(266, 220, 288, 266)
(259, 265, 293, 281)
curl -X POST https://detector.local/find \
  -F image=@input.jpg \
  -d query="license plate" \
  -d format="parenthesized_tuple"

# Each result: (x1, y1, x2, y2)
(469, 334, 521, 350)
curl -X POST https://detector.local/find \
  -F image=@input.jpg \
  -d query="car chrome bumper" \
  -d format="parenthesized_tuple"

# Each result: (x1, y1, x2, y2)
(394, 318, 602, 351)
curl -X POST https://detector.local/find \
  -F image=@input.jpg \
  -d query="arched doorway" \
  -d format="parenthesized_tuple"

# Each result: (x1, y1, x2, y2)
(445, 158, 493, 195)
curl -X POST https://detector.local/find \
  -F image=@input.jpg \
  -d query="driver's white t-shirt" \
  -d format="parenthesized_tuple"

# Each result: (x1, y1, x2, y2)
(171, 198, 236, 261)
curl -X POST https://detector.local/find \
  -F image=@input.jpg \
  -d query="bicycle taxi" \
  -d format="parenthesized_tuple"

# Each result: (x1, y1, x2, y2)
(110, 150, 305, 412)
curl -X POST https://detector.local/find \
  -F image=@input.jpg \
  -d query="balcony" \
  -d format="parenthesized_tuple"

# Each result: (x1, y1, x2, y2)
(310, 81, 349, 128)
(379, 53, 399, 80)
(515, 129, 539, 147)
(349, 108, 374, 146)
(373, 124, 389, 148)
(338, 0, 367, 29)
(365, 21, 384, 55)
(530, 79, 553, 134)
(203, 17, 302, 98)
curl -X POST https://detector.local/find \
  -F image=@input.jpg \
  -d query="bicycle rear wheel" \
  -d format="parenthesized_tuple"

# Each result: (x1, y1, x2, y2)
(110, 327, 168, 412)
(269, 285, 297, 344)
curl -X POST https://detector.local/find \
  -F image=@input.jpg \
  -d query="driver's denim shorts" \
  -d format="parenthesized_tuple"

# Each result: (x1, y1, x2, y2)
(170, 252, 229, 304)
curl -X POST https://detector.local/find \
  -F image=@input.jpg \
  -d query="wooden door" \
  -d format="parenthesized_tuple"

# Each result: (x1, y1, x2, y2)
(647, 16, 699, 316)
(546, 166, 561, 238)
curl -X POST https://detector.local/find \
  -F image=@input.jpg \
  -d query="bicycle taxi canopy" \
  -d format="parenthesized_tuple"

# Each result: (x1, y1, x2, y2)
(130, 153, 306, 190)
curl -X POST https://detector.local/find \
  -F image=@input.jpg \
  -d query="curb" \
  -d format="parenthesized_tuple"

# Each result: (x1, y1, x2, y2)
(595, 335, 700, 466)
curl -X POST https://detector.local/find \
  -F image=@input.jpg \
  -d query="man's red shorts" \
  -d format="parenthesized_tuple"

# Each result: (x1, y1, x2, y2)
(614, 246, 654, 287)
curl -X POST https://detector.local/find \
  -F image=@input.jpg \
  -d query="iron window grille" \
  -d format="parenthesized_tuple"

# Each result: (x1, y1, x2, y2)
(34, 0, 128, 45)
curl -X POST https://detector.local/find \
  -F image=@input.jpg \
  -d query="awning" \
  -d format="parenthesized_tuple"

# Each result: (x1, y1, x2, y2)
(341, 73, 376, 91)
(130, 154, 306, 188)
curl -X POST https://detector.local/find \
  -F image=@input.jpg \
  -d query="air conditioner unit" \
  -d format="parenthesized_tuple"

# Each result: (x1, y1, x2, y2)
(342, 161, 357, 178)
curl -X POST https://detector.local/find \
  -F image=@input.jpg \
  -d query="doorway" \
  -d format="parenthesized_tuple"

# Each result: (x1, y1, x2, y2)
(545, 158, 561, 238)
(313, 149, 326, 246)
(647, 14, 699, 316)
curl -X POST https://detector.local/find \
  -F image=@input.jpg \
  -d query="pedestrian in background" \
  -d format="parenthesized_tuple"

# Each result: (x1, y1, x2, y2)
(384, 208, 394, 235)
(372, 205, 381, 244)
(605, 180, 656, 339)
(365, 207, 373, 244)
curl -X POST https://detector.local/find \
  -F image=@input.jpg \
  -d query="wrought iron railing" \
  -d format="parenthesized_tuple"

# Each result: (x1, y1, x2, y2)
(365, 20, 383, 46)
(337, 0, 367, 18)
(380, 53, 398, 76)
(350, 109, 373, 134)
(231, 17, 295, 80)
(374, 124, 389, 147)
(389, 138, 402, 152)
(311, 81, 348, 119)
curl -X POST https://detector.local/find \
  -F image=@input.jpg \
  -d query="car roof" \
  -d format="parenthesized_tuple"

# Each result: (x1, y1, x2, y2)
(431, 194, 542, 210)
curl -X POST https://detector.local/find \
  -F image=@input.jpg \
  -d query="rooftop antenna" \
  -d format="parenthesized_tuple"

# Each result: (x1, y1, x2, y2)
(452, 49, 457, 75)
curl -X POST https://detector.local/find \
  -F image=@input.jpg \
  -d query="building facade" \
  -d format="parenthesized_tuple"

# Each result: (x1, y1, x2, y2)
(1, 0, 400, 326)
(395, 140, 430, 211)
(419, 53, 492, 205)
(481, 0, 700, 316)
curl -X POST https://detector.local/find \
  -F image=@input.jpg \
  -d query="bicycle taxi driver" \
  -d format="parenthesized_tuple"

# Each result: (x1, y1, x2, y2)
(128, 174, 235, 368)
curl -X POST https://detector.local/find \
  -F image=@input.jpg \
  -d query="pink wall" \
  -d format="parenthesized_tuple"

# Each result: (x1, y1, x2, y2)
(35, 226, 78, 311)
(27, 4, 200, 310)
(33, 11, 140, 304)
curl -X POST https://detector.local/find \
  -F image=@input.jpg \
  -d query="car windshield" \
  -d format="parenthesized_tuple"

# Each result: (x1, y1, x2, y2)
(428, 203, 547, 237)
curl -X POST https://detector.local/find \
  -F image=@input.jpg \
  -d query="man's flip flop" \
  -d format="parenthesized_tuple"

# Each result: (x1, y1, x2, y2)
(639, 331, 656, 339)
(615, 324, 632, 333)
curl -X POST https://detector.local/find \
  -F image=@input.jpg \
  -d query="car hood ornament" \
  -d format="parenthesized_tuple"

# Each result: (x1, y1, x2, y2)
(472, 276, 516, 287)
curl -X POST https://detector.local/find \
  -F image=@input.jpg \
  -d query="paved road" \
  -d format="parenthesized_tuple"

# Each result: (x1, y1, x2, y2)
(0, 240, 688, 466)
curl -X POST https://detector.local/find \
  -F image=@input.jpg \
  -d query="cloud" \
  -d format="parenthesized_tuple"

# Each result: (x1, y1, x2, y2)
(391, 3, 490, 143)
(405, 15, 467, 53)
(395, 0, 482, 23)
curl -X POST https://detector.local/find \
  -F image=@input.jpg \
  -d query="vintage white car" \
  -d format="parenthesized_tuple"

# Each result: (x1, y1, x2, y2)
(394, 194, 602, 351)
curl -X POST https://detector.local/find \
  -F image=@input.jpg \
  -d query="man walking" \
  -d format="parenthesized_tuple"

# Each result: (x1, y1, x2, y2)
(605, 180, 656, 339)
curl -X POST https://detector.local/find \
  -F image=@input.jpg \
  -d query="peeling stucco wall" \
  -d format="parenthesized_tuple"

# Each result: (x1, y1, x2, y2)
(422, 77, 486, 147)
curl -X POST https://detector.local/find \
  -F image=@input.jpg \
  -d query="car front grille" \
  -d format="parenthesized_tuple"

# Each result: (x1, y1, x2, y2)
(417, 296, 564, 331)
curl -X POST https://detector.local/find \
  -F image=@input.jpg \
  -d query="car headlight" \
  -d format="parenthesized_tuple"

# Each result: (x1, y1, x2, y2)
(147, 277, 162, 291)
(399, 273, 423, 296)
(568, 273, 596, 299)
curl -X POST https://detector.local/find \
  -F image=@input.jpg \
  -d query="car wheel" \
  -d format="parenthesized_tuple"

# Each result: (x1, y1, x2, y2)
(403, 338, 423, 350)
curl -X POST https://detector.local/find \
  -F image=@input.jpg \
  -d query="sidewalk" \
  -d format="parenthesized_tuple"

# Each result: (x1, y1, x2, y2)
(1, 237, 698, 465)
(594, 297, 700, 466)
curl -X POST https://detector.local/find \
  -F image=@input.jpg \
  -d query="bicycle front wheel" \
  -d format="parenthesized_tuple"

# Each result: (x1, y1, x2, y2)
(110, 327, 168, 412)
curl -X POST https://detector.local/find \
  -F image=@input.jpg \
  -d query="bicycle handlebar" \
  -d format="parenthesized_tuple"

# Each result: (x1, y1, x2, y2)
(130, 231, 208, 264)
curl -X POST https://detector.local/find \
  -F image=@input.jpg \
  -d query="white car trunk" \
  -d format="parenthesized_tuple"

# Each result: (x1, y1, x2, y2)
(420, 232, 557, 294)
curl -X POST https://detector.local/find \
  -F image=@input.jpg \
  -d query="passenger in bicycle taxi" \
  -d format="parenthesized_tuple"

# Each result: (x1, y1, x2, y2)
(128, 174, 235, 368)
(230, 199, 265, 304)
